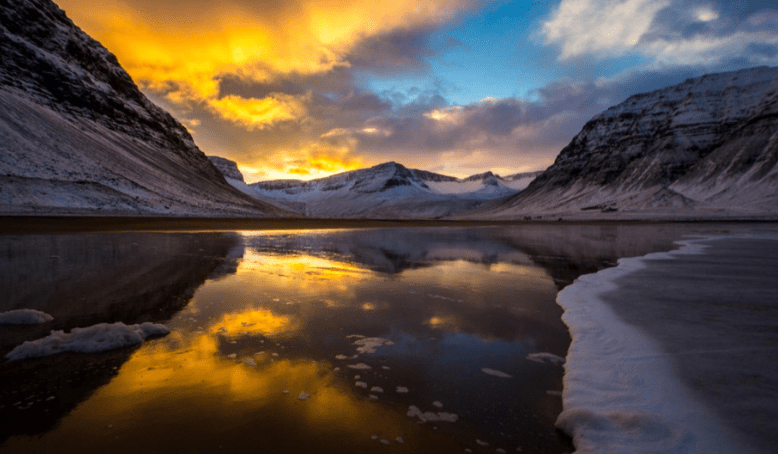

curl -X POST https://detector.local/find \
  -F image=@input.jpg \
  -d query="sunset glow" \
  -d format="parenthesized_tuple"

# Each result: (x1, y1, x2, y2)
(54, 0, 778, 181)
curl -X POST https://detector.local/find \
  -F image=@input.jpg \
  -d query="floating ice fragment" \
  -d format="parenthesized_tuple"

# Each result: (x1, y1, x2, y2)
(354, 375, 361, 379)
(335, 354, 348, 360)
(372, 435, 378, 440)
(396, 437, 404, 444)
(526, 352, 565, 365)
(346, 334, 365, 339)
(481, 368, 512, 378)
(382, 366, 391, 370)
(46, 396, 55, 401)
(241, 358, 257, 367)
(370, 394, 379, 400)
(282, 390, 289, 394)
(298, 391, 310, 400)
(432, 401, 443, 408)
(370, 386, 384, 393)
(271, 353, 279, 357)
(355, 381, 368, 388)
(396, 386, 409, 393)
(5, 322, 169, 361)
(476, 439, 489, 446)
(0, 309, 54, 325)
(464, 449, 472, 453)
(333, 367, 340, 371)
(227, 353, 237, 359)
(497, 449, 507, 453)
(407, 405, 458, 422)
(352, 337, 393, 354)
(347, 363, 371, 370)
(380, 440, 390, 446)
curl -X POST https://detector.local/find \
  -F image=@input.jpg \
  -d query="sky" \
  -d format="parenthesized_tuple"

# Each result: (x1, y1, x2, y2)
(55, 0, 778, 182)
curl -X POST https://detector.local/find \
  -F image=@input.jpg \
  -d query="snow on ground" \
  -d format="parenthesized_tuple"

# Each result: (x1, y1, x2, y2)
(0, 309, 53, 324)
(556, 237, 765, 454)
(5, 322, 169, 361)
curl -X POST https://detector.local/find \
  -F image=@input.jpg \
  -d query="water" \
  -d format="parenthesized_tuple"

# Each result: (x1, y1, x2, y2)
(0, 223, 747, 453)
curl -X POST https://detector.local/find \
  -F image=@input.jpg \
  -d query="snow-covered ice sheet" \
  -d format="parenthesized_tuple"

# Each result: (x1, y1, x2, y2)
(556, 237, 770, 454)
(5, 322, 169, 361)
(0, 309, 53, 324)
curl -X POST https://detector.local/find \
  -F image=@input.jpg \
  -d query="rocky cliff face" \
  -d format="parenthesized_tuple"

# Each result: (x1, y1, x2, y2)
(0, 0, 290, 216)
(208, 156, 245, 183)
(479, 66, 778, 219)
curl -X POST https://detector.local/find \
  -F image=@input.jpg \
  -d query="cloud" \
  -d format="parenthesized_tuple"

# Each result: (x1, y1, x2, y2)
(57, 0, 475, 113)
(542, 0, 778, 68)
(207, 94, 310, 130)
(542, 0, 671, 60)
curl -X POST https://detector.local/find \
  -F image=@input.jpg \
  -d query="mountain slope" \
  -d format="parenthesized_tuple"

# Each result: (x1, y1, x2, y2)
(0, 0, 291, 216)
(245, 162, 531, 218)
(470, 66, 778, 220)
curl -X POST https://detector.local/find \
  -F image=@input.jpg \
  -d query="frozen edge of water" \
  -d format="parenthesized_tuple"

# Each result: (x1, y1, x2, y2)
(555, 234, 778, 454)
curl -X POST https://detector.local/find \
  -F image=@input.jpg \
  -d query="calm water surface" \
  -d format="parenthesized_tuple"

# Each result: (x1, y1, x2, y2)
(0, 224, 741, 453)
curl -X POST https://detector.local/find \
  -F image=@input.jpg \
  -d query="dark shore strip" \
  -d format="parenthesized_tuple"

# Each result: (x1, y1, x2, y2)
(2, 215, 775, 234)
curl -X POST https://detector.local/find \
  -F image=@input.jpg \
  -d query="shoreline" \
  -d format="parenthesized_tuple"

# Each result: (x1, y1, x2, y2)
(555, 235, 778, 454)
(0, 215, 775, 235)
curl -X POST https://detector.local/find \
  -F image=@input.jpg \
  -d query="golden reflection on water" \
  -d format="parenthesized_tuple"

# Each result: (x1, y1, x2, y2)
(31, 330, 425, 452)
(6, 243, 561, 452)
(210, 308, 295, 337)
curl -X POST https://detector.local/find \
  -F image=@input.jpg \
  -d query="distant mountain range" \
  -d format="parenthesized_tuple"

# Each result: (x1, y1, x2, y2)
(214, 160, 542, 218)
(0, 0, 290, 216)
(466, 66, 778, 220)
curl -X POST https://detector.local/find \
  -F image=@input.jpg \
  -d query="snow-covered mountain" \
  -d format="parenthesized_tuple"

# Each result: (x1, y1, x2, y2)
(235, 161, 535, 218)
(0, 0, 291, 216)
(468, 66, 778, 220)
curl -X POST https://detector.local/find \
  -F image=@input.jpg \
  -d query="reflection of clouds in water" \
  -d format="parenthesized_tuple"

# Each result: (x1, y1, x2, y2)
(210, 309, 295, 337)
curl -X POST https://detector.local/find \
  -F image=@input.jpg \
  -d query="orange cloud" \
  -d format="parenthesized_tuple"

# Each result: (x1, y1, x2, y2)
(208, 94, 310, 130)
(56, 0, 473, 108)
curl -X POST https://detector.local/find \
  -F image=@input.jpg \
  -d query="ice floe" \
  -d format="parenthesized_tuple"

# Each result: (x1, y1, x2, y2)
(481, 368, 512, 378)
(355, 381, 368, 388)
(5, 322, 169, 361)
(407, 405, 458, 422)
(396, 386, 409, 393)
(556, 237, 760, 454)
(347, 363, 371, 370)
(240, 357, 257, 367)
(432, 401, 443, 408)
(370, 386, 384, 393)
(298, 391, 310, 400)
(0, 309, 53, 325)
(352, 337, 394, 354)
(526, 352, 565, 365)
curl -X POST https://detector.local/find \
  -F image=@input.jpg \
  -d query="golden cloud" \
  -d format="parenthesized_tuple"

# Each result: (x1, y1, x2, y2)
(57, 0, 473, 120)
(208, 93, 310, 130)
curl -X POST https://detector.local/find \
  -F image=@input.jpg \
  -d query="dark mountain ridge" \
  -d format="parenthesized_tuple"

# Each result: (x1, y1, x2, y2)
(0, 0, 291, 216)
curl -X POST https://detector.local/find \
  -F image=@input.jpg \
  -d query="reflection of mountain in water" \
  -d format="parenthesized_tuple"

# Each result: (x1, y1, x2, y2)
(243, 224, 695, 283)
(0, 232, 240, 442)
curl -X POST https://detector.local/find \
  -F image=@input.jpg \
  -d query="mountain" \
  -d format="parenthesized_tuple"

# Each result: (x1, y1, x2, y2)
(238, 161, 535, 218)
(468, 66, 778, 220)
(0, 0, 291, 216)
